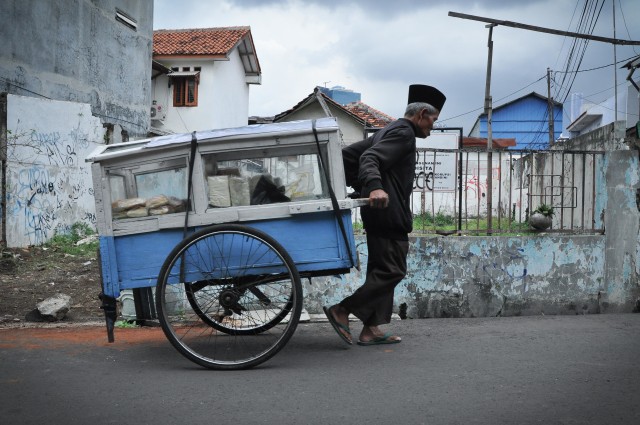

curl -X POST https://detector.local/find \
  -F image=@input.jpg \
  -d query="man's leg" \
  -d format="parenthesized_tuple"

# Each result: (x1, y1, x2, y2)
(340, 235, 408, 326)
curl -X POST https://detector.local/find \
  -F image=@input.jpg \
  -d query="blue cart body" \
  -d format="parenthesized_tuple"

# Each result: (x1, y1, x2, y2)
(98, 210, 357, 299)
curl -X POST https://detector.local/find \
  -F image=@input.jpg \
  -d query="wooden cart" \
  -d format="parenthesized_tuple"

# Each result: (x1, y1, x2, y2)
(86, 118, 363, 369)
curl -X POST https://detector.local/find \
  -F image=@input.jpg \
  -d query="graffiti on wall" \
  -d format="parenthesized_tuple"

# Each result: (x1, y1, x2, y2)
(7, 164, 96, 245)
(4, 96, 103, 247)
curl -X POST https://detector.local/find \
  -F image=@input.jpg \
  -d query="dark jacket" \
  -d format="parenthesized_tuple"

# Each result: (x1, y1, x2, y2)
(342, 118, 417, 241)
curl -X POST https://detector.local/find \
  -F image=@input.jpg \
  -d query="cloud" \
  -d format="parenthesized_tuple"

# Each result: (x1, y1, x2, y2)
(154, 0, 640, 133)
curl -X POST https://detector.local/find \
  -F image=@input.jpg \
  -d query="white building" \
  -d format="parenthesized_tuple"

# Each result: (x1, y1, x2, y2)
(564, 80, 639, 138)
(151, 27, 261, 134)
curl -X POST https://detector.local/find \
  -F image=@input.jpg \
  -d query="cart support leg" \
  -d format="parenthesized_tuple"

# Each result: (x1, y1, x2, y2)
(133, 287, 158, 326)
(99, 292, 118, 343)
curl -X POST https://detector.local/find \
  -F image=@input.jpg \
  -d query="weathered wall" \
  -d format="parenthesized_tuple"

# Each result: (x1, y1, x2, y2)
(602, 150, 640, 312)
(0, 0, 153, 138)
(3, 94, 104, 247)
(307, 235, 608, 317)
(556, 121, 640, 312)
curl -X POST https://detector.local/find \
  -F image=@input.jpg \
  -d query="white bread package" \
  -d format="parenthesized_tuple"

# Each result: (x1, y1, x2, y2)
(208, 175, 231, 207)
(229, 176, 250, 206)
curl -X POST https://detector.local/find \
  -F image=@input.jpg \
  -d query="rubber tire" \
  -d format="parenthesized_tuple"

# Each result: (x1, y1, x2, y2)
(156, 224, 302, 370)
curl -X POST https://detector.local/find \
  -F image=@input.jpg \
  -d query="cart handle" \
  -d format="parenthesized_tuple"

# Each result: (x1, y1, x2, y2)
(352, 198, 370, 208)
(287, 198, 369, 215)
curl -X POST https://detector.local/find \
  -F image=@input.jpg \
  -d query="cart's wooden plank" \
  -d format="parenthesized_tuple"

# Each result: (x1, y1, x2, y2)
(98, 237, 121, 298)
(113, 217, 160, 234)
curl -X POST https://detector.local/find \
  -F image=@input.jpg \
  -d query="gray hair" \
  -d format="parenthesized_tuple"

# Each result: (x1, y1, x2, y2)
(404, 102, 438, 118)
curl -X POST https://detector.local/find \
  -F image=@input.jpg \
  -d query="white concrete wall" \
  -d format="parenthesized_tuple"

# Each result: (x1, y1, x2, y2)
(564, 82, 640, 138)
(4, 94, 104, 247)
(211, 49, 250, 129)
(151, 49, 250, 133)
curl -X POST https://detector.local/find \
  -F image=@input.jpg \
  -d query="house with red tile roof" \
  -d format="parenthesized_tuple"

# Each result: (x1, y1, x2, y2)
(273, 86, 395, 146)
(151, 27, 261, 134)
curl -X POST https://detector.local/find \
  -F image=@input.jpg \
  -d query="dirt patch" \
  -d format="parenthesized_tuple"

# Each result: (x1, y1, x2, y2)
(0, 325, 166, 349)
(0, 246, 104, 326)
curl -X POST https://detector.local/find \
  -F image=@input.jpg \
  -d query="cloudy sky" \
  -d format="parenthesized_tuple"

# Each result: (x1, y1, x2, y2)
(154, 0, 640, 134)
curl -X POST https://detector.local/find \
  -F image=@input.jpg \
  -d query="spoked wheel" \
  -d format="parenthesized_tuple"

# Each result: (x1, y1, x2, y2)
(156, 224, 302, 370)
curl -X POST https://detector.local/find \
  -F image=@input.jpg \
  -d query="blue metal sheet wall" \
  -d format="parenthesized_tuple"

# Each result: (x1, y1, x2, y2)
(478, 95, 563, 149)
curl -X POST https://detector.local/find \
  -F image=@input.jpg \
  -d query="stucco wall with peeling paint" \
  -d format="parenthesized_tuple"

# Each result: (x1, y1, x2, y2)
(307, 230, 639, 316)
(306, 235, 608, 318)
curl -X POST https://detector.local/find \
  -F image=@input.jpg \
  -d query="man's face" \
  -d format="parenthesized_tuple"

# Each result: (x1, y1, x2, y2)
(416, 109, 440, 138)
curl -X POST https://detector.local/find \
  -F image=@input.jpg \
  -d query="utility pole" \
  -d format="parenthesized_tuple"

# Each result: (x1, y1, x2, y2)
(613, 0, 618, 122)
(547, 68, 555, 146)
(485, 24, 496, 234)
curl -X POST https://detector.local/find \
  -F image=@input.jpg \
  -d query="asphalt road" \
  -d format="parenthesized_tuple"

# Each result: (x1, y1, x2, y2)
(1, 314, 639, 425)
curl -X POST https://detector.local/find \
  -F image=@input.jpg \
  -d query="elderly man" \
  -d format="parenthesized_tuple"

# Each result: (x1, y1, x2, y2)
(324, 84, 446, 346)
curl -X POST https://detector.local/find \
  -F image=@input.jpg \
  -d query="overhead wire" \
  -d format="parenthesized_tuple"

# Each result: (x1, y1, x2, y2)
(524, 2, 598, 150)
(523, 107, 552, 149)
(555, 0, 606, 104)
(554, 0, 589, 101)
(521, 0, 609, 148)
(617, 0, 639, 55)
(554, 0, 581, 70)
(438, 74, 547, 125)
(556, 0, 593, 101)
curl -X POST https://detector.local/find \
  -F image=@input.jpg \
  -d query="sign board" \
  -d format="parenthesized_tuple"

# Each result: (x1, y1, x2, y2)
(414, 132, 458, 192)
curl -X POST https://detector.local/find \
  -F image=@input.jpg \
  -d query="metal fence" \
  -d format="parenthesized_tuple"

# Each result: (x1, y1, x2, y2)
(352, 148, 607, 235)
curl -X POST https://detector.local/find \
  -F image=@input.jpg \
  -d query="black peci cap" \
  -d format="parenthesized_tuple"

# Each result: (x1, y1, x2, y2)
(408, 84, 446, 112)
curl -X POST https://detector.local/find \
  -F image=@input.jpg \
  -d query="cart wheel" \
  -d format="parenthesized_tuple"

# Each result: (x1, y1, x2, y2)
(156, 224, 302, 370)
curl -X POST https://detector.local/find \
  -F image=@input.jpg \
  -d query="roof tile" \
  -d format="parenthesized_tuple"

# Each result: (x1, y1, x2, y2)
(153, 27, 250, 56)
(343, 101, 395, 128)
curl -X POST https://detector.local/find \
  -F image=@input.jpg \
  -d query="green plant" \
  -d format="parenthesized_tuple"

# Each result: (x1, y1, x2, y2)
(45, 222, 98, 256)
(413, 212, 456, 228)
(532, 204, 555, 217)
(115, 320, 139, 328)
(354, 213, 539, 235)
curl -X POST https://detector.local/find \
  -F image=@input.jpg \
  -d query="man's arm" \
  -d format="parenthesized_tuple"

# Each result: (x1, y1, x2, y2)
(358, 126, 415, 207)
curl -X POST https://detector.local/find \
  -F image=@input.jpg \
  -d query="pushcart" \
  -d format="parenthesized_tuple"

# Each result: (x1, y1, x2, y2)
(86, 117, 364, 370)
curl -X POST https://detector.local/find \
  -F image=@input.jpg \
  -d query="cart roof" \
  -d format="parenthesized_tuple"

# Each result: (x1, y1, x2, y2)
(86, 117, 339, 163)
